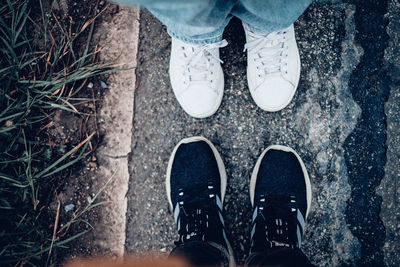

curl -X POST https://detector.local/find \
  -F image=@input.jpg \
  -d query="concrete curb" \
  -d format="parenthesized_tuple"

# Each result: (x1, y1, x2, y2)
(90, 5, 139, 257)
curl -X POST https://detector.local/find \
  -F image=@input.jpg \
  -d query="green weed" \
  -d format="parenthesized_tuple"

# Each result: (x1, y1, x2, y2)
(0, 0, 114, 265)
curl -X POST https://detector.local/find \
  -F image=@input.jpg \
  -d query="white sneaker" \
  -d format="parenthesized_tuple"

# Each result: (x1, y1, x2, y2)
(169, 38, 228, 118)
(243, 22, 301, 112)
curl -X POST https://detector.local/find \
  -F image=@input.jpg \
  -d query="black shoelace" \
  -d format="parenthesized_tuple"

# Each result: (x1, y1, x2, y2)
(174, 184, 222, 246)
(251, 195, 299, 252)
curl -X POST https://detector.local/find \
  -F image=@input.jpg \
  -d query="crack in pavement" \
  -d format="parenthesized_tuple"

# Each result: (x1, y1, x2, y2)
(98, 153, 130, 159)
(343, 0, 390, 265)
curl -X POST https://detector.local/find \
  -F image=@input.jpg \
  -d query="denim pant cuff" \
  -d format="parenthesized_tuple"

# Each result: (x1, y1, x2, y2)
(245, 21, 293, 35)
(167, 24, 226, 45)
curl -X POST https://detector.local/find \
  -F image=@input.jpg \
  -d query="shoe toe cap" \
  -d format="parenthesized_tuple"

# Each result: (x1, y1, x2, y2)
(178, 84, 221, 118)
(253, 77, 296, 111)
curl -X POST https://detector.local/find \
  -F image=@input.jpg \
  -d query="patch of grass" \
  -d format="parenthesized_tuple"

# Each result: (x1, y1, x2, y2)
(0, 0, 114, 265)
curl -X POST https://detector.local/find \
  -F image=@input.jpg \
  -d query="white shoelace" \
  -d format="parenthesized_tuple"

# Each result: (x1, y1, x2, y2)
(183, 39, 228, 82)
(244, 25, 289, 76)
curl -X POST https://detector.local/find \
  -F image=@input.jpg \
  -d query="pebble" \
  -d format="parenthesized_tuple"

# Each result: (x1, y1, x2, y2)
(100, 81, 108, 89)
(64, 204, 75, 212)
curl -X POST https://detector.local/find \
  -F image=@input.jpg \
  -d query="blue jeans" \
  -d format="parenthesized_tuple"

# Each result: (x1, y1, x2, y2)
(115, 0, 312, 44)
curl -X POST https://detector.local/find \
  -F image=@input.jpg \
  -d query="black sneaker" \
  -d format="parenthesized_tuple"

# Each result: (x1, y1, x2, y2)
(249, 145, 312, 253)
(166, 136, 235, 266)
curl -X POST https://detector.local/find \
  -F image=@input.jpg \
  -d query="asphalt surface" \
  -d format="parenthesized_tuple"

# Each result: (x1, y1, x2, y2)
(125, 1, 400, 265)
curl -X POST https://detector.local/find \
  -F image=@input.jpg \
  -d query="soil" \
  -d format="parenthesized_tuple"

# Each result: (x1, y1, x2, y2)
(27, 0, 121, 265)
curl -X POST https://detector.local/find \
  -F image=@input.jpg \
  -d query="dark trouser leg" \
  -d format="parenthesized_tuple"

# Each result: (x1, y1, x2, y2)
(246, 248, 315, 267)
(170, 241, 229, 266)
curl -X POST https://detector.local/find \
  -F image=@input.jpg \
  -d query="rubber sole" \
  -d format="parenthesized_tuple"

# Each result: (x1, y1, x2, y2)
(246, 24, 301, 112)
(165, 136, 235, 266)
(249, 144, 312, 219)
(169, 40, 225, 119)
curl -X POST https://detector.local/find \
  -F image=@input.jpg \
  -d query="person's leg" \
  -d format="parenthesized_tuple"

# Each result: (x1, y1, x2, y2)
(166, 136, 235, 266)
(246, 145, 314, 267)
(114, 0, 235, 118)
(170, 241, 229, 266)
(117, 0, 235, 44)
(147, 2, 234, 45)
(232, 0, 311, 34)
(155, 2, 234, 118)
(246, 248, 314, 267)
(231, 0, 312, 112)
